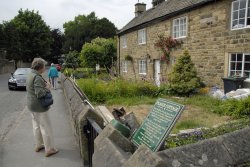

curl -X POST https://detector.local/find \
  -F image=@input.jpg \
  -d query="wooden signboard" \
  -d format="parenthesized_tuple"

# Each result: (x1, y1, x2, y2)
(131, 98, 184, 152)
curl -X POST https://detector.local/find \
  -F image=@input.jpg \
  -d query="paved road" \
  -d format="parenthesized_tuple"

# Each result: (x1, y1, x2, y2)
(0, 73, 82, 167)
(0, 73, 27, 142)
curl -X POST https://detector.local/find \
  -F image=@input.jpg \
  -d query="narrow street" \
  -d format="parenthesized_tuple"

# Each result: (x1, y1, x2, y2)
(0, 73, 27, 142)
(0, 74, 82, 167)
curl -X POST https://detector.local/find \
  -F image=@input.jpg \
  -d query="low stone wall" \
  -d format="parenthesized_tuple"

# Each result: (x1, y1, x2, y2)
(61, 76, 104, 166)
(0, 59, 15, 74)
(94, 124, 250, 167)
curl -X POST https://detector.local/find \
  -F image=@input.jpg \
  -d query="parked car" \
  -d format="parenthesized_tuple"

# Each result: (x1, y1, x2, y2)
(8, 68, 31, 90)
(55, 64, 61, 71)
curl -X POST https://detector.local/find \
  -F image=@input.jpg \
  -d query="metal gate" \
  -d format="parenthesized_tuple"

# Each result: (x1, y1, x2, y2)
(84, 117, 102, 167)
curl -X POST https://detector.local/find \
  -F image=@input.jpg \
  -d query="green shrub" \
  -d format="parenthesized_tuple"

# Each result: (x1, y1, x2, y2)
(168, 50, 201, 96)
(216, 97, 250, 118)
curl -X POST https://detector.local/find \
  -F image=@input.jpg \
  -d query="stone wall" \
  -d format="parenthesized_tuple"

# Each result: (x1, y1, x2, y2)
(94, 125, 250, 167)
(61, 76, 104, 166)
(0, 59, 15, 74)
(119, 0, 250, 87)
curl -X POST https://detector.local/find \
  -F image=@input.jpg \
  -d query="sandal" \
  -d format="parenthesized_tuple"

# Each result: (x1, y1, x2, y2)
(45, 148, 59, 157)
(35, 145, 45, 152)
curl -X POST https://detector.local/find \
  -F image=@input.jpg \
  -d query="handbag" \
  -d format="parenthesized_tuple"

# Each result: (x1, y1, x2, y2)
(39, 91, 54, 108)
(34, 75, 54, 108)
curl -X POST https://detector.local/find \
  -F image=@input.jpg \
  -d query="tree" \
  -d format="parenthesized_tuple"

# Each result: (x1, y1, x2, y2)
(63, 12, 117, 53)
(49, 29, 64, 63)
(0, 24, 4, 49)
(80, 37, 117, 72)
(64, 51, 81, 70)
(3, 9, 52, 63)
(168, 50, 201, 96)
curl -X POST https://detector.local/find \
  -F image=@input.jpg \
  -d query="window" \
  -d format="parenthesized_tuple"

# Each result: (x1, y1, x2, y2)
(139, 59, 147, 74)
(121, 36, 127, 48)
(229, 53, 250, 79)
(122, 60, 128, 73)
(231, 0, 250, 29)
(138, 29, 146, 44)
(173, 17, 187, 39)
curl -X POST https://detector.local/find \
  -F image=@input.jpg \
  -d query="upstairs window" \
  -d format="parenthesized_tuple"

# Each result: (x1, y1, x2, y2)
(121, 36, 127, 48)
(231, 0, 250, 29)
(138, 29, 146, 45)
(139, 59, 147, 74)
(173, 17, 187, 39)
(229, 53, 250, 79)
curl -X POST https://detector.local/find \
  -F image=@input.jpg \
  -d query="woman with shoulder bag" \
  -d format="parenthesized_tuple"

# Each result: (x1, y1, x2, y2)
(26, 58, 59, 157)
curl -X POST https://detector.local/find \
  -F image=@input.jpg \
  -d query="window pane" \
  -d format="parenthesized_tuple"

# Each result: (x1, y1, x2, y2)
(239, 9, 246, 18)
(233, 11, 239, 20)
(233, 1, 239, 10)
(232, 20, 239, 27)
(236, 62, 242, 70)
(237, 54, 243, 61)
(236, 70, 243, 76)
(239, 18, 245, 25)
(231, 62, 236, 70)
(231, 54, 237, 61)
(244, 63, 250, 70)
(230, 71, 236, 76)
(240, 0, 247, 9)
(245, 55, 250, 61)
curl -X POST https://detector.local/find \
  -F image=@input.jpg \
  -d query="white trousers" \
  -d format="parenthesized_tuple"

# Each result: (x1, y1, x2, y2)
(31, 112, 55, 151)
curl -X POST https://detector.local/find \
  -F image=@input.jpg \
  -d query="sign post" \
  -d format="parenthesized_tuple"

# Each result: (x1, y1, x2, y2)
(131, 98, 184, 152)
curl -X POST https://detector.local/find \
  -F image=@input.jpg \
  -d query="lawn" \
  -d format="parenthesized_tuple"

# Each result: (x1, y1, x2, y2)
(106, 96, 231, 133)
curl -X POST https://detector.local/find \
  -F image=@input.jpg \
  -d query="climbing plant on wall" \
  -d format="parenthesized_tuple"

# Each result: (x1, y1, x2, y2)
(154, 35, 183, 63)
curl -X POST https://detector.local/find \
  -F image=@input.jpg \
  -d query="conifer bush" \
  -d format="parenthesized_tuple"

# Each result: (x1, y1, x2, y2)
(168, 50, 201, 96)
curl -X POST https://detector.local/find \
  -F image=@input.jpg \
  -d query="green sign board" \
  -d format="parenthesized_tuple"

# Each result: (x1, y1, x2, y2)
(131, 98, 184, 152)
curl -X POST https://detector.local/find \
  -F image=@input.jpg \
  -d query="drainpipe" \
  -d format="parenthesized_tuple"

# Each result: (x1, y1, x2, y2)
(118, 35, 121, 75)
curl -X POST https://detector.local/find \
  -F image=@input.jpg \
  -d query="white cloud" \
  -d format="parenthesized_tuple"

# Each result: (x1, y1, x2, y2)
(0, 0, 152, 30)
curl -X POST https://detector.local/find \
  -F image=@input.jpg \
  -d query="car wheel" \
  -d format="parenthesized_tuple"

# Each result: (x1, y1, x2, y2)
(9, 87, 13, 91)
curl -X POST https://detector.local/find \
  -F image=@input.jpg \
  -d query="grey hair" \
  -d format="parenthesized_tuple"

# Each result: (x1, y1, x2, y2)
(31, 58, 47, 70)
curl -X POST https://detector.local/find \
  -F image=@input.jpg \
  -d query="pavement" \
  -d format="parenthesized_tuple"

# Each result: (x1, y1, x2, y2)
(0, 73, 83, 167)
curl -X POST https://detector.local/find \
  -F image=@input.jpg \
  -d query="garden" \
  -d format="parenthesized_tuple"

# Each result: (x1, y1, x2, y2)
(62, 48, 250, 149)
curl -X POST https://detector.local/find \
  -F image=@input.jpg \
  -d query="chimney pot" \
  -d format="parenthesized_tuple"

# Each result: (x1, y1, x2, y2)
(135, 3, 146, 17)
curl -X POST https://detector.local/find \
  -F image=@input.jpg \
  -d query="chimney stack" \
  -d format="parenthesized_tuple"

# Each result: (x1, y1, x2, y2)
(135, 3, 146, 17)
(152, 0, 165, 7)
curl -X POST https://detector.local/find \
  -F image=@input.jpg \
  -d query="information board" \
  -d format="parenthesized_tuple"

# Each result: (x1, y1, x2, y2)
(131, 98, 184, 152)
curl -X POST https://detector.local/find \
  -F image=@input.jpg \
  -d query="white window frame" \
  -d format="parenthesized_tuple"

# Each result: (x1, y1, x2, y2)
(173, 16, 188, 39)
(122, 60, 128, 73)
(139, 59, 147, 75)
(121, 35, 127, 48)
(138, 29, 146, 45)
(231, 0, 250, 30)
(228, 53, 250, 80)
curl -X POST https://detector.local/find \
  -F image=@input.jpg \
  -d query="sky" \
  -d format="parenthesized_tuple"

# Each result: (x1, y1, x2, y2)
(0, 0, 152, 31)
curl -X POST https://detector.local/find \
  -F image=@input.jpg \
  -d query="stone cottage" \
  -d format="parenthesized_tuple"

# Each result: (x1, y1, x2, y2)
(117, 0, 250, 87)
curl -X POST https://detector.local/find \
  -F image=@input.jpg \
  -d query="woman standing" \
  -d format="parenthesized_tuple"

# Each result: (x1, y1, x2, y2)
(48, 63, 59, 90)
(26, 58, 59, 157)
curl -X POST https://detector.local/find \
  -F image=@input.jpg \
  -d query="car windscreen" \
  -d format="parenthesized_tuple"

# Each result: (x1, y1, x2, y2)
(14, 68, 31, 75)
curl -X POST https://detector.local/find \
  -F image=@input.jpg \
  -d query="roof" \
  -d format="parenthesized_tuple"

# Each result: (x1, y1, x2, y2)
(118, 0, 216, 35)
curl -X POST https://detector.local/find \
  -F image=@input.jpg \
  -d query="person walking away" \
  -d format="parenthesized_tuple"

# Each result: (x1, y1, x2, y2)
(48, 63, 59, 90)
(26, 58, 59, 157)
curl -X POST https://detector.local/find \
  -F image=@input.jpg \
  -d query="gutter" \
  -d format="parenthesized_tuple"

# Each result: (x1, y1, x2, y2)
(117, 0, 216, 36)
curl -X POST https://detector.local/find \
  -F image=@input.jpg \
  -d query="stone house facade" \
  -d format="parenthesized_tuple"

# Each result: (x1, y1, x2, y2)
(117, 0, 250, 87)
